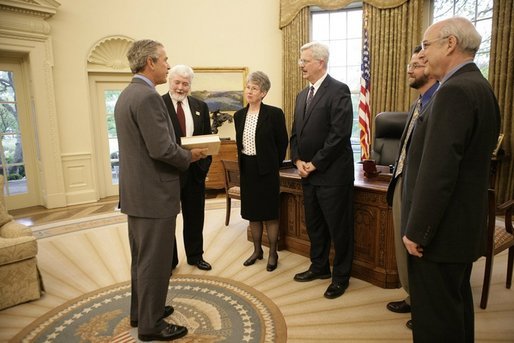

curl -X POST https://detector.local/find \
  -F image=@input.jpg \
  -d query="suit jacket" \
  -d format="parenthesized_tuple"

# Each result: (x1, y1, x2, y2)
(290, 75, 354, 186)
(114, 77, 191, 218)
(234, 103, 288, 174)
(162, 93, 212, 183)
(401, 63, 501, 263)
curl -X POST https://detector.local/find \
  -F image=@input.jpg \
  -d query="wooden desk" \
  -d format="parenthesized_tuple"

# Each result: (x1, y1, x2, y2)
(260, 165, 399, 289)
(206, 140, 237, 189)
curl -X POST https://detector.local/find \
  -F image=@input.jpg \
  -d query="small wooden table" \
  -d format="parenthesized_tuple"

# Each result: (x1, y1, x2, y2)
(253, 164, 399, 289)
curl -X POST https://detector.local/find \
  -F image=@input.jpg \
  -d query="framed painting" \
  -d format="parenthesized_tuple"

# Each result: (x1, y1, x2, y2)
(191, 67, 248, 112)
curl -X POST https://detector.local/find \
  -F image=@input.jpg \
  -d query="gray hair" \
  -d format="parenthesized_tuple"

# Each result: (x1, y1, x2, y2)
(127, 39, 163, 74)
(300, 41, 330, 64)
(247, 71, 271, 93)
(438, 17, 482, 56)
(169, 64, 195, 82)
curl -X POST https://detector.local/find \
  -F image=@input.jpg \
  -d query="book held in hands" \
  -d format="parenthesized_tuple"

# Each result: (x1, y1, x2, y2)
(180, 134, 221, 155)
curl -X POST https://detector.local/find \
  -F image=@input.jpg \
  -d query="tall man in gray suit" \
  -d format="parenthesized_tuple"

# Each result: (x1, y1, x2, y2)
(162, 65, 213, 271)
(290, 42, 355, 299)
(402, 18, 501, 341)
(114, 40, 206, 342)
(385, 45, 438, 330)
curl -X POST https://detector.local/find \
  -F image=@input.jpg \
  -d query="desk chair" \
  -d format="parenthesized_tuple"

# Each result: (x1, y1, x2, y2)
(372, 112, 408, 166)
(480, 189, 514, 309)
(221, 160, 240, 226)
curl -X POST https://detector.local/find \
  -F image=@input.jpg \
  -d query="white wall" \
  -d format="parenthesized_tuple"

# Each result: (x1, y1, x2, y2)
(45, 0, 283, 205)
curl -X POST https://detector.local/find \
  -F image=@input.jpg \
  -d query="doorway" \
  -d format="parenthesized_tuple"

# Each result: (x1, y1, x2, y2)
(89, 73, 131, 198)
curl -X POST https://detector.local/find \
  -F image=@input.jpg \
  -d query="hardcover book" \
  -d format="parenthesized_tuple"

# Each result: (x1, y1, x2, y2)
(180, 134, 221, 155)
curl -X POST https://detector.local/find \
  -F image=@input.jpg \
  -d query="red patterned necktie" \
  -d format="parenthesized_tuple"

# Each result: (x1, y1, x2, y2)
(176, 101, 186, 137)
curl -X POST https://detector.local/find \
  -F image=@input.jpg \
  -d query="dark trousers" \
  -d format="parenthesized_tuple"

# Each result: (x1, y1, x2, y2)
(302, 182, 354, 283)
(409, 256, 474, 343)
(128, 215, 176, 335)
(173, 169, 206, 265)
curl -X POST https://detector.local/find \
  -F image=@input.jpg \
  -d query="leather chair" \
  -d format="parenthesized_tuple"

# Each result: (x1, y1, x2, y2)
(221, 160, 240, 226)
(372, 112, 408, 166)
(480, 189, 514, 309)
(0, 176, 44, 310)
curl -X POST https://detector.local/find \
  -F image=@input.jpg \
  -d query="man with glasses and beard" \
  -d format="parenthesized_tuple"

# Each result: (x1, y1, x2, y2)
(386, 45, 438, 330)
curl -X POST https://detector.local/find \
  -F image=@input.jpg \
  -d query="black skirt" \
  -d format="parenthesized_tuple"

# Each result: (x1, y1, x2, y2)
(239, 154, 280, 221)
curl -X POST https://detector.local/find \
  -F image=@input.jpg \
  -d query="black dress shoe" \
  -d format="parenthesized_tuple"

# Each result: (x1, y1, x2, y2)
(406, 319, 413, 330)
(323, 281, 349, 299)
(189, 258, 212, 271)
(386, 300, 411, 313)
(130, 305, 174, 327)
(266, 254, 278, 272)
(293, 270, 331, 282)
(243, 251, 263, 266)
(138, 323, 188, 341)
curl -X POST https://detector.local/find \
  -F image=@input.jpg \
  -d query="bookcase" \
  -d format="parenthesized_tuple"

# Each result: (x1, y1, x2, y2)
(206, 140, 237, 189)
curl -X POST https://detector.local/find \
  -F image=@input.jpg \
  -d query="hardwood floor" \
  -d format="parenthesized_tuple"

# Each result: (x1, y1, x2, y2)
(10, 189, 224, 226)
(10, 196, 120, 227)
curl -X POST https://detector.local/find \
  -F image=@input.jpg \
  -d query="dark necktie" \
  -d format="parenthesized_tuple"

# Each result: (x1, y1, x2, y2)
(395, 98, 422, 177)
(176, 101, 186, 137)
(306, 86, 315, 108)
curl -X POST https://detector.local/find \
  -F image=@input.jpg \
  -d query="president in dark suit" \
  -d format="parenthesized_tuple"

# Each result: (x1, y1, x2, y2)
(290, 41, 355, 299)
(162, 65, 213, 271)
(115, 40, 206, 342)
(402, 18, 501, 342)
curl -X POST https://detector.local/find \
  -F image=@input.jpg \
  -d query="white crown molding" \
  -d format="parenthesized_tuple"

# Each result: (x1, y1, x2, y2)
(0, 0, 60, 18)
(0, 0, 60, 37)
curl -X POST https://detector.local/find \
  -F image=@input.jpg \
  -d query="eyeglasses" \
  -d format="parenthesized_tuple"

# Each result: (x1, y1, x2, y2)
(421, 36, 449, 50)
(407, 63, 426, 71)
(298, 58, 320, 66)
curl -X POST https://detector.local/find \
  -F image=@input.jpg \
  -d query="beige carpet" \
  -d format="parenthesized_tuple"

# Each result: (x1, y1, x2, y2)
(1, 199, 513, 342)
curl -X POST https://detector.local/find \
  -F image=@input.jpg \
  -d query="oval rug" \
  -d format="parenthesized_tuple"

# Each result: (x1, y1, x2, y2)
(13, 275, 287, 342)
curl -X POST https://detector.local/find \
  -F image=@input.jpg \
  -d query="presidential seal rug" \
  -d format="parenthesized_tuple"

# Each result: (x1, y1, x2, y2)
(13, 275, 287, 342)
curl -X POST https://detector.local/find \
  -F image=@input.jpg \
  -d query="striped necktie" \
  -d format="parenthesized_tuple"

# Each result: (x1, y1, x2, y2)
(395, 98, 422, 177)
(306, 86, 315, 108)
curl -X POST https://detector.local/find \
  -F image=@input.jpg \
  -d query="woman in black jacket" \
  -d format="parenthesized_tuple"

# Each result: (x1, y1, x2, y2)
(234, 71, 288, 271)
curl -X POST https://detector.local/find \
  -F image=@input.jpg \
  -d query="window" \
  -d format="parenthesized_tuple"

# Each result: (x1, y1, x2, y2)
(432, 0, 493, 78)
(311, 6, 363, 161)
(103, 90, 120, 185)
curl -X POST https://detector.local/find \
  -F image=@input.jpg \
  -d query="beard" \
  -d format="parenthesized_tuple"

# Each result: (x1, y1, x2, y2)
(409, 74, 429, 90)
(171, 92, 187, 102)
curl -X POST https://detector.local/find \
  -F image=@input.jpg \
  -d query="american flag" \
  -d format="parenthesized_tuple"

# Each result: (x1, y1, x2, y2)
(358, 25, 371, 161)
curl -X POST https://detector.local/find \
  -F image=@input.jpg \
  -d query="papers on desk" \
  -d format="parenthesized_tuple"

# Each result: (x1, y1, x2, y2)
(180, 134, 221, 155)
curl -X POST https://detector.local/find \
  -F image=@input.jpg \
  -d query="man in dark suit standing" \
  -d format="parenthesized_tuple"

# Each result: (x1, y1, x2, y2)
(115, 40, 206, 341)
(162, 64, 213, 271)
(385, 45, 438, 330)
(402, 17, 501, 342)
(290, 41, 355, 299)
